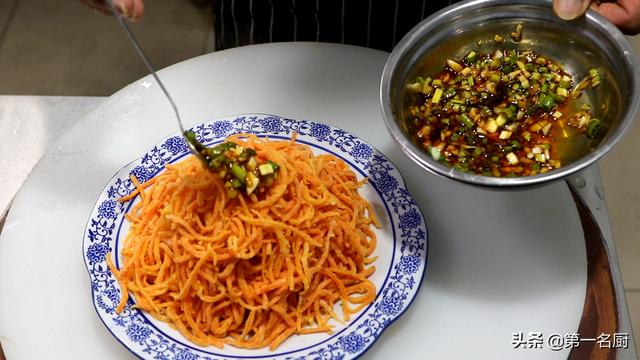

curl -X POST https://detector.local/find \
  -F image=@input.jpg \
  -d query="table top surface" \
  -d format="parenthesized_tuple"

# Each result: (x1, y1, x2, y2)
(0, 42, 635, 359)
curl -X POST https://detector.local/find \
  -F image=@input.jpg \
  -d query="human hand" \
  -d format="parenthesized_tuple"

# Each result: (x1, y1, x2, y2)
(553, 0, 640, 34)
(78, 0, 144, 21)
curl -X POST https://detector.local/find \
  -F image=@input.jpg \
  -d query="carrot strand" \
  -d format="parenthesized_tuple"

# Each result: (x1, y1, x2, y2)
(111, 134, 379, 349)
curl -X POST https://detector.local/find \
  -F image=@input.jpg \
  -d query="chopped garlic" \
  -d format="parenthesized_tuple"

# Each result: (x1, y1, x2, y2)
(556, 87, 569, 97)
(530, 123, 543, 132)
(430, 147, 441, 161)
(496, 114, 507, 126)
(485, 119, 498, 133)
(446, 59, 464, 72)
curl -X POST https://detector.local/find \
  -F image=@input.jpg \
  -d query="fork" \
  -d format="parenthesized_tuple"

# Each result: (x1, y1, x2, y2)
(105, 0, 211, 169)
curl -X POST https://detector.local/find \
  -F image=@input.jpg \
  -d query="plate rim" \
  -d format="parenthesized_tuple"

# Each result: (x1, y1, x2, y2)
(82, 113, 429, 360)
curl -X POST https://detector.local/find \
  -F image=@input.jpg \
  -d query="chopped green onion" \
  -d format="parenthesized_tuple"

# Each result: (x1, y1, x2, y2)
(549, 92, 565, 103)
(230, 178, 242, 188)
(559, 80, 571, 89)
(209, 154, 224, 168)
(501, 65, 513, 74)
(539, 94, 555, 111)
(231, 163, 247, 184)
(465, 51, 478, 64)
(459, 113, 474, 128)
(587, 119, 601, 138)
(184, 130, 198, 144)
(432, 88, 444, 104)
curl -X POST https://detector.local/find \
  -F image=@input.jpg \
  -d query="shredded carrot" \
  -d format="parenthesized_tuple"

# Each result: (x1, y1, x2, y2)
(108, 133, 379, 350)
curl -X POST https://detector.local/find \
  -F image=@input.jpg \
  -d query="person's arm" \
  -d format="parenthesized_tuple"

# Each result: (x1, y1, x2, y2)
(554, 0, 640, 34)
(78, 0, 144, 21)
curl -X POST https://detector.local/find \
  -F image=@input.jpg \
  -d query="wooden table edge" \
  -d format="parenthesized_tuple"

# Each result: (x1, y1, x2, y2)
(568, 184, 619, 360)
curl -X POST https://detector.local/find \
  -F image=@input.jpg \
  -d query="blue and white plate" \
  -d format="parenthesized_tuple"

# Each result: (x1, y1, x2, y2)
(83, 114, 428, 360)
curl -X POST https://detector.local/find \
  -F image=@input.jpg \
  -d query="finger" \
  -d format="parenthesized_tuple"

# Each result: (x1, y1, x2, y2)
(553, 0, 592, 20)
(118, 0, 145, 21)
(130, 0, 144, 22)
(591, 0, 640, 34)
(129, 0, 144, 21)
(77, 0, 143, 21)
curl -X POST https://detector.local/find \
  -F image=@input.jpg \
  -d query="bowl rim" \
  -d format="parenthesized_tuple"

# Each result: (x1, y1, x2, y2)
(380, 0, 640, 187)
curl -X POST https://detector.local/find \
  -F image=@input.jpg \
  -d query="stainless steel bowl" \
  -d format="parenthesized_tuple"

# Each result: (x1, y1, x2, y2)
(380, 0, 640, 187)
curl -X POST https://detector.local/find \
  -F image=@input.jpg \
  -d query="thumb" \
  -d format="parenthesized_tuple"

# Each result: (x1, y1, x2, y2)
(553, 0, 592, 20)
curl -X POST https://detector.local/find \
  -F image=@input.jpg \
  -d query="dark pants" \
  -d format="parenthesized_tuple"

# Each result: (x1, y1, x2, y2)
(212, 0, 458, 52)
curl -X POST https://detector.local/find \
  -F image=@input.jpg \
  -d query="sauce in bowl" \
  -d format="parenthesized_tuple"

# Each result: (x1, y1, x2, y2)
(405, 47, 601, 177)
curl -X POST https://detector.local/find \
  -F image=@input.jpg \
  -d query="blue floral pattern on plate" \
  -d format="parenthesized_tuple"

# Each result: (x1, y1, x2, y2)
(82, 114, 428, 360)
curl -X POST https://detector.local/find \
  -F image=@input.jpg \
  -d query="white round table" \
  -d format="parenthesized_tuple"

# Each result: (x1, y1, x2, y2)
(0, 43, 587, 359)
